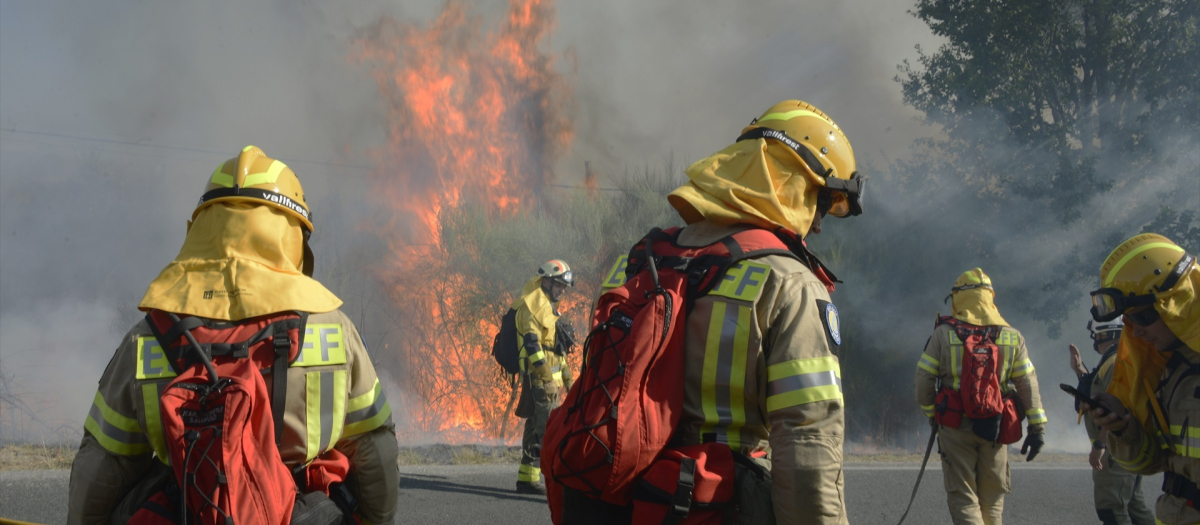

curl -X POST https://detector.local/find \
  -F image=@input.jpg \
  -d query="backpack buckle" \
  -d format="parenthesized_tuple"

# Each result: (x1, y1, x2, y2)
(671, 457, 696, 517)
(273, 332, 291, 358)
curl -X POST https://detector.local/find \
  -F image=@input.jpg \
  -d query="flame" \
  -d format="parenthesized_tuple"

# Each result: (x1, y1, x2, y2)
(356, 0, 574, 443)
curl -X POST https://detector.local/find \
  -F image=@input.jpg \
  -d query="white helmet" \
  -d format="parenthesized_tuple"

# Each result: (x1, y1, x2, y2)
(538, 259, 574, 287)
(1088, 318, 1124, 342)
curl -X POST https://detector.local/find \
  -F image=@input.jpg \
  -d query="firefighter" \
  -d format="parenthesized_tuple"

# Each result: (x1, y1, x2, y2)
(514, 260, 575, 495)
(1069, 317, 1155, 525)
(1085, 234, 1200, 525)
(67, 146, 399, 524)
(565, 100, 865, 524)
(915, 268, 1047, 525)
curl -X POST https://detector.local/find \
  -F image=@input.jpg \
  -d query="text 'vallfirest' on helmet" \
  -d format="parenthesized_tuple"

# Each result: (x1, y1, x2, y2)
(737, 100, 865, 217)
(538, 259, 574, 287)
(1090, 234, 1196, 322)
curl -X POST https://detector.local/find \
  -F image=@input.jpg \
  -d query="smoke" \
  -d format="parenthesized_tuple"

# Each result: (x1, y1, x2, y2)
(7, 0, 1189, 454)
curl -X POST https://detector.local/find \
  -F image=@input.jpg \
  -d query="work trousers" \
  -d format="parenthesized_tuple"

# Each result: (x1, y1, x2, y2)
(518, 382, 556, 484)
(1092, 458, 1154, 525)
(938, 424, 1010, 525)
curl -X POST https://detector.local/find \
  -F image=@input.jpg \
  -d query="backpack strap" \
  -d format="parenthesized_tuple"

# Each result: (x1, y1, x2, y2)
(271, 312, 308, 448)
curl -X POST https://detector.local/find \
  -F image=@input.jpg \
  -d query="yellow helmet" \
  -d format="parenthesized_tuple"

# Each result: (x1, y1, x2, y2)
(1091, 234, 1195, 322)
(945, 267, 994, 303)
(195, 145, 313, 232)
(738, 100, 864, 217)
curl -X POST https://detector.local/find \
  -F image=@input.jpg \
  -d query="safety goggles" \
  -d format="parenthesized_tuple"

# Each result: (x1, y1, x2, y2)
(1090, 330, 1121, 343)
(1124, 306, 1161, 327)
(1090, 289, 1155, 322)
(1090, 252, 1195, 322)
(737, 128, 866, 217)
(943, 282, 993, 304)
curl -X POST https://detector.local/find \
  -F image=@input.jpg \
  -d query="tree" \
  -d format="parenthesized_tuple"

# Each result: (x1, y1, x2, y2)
(895, 0, 1199, 333)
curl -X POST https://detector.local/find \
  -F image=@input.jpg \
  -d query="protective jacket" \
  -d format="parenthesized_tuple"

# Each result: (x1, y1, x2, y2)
(67, 309, 399, 525)
(915, 323, 1047, 432)
(1084, 349, 1120, 447)
(665, 221, 847, 525)
(513, 277, 572, 390)
(1084, 348, 1156, 525)
(1106, 344, 1200, 525)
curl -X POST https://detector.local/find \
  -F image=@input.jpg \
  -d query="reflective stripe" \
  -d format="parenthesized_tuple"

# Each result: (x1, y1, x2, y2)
(917, 354, 939, 375)
(84, 392, 150, 456)
(135, 336, 175, 380)
(242, 160, 287, 187)
(1167, 425, 1200, 458)
(517, 464, 540, 482)
(1104, 243, 1184, 287)
(948, 331, 962, 391)
(344, 379, 392, 437)
(1112, 431, 1155, 471)
(699, 301, 752, 447)
(921, 404, 936, 417)
(765, 356, 843, 412)
(1011, 358, 1035, 379)
(1026, 408, 1048, 425)
(211, 159, 289, 188)
(140, 382, 170, 465)
(601, 255, 629, 289)
(295, 324, 348, 367)
(211, 165, 235, 188)
(520, 349, 547, 372)
(727, 305, 751, 450)
(305, 370, 348, 463)
(756, 109, 827, 124)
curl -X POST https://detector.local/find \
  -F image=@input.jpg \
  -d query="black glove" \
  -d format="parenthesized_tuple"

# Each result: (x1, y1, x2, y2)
(928, 417, 938, 431)
(554, 318, 576, 355)
(1021, 432, 1044, 462)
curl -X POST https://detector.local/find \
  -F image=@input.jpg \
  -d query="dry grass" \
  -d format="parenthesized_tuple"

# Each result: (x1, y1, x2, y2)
(0, 443, 76, 471)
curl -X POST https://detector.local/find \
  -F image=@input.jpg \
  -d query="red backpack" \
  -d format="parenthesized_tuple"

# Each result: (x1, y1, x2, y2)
(136, 309, 308, 525)
(933, 316, 1022, 444)
(542, 226, 835, 523)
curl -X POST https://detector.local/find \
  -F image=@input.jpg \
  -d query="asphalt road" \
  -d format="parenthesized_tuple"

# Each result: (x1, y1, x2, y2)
(0, 463, 1160, 524)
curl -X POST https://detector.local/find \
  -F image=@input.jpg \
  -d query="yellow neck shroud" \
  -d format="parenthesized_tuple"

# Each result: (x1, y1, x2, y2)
(139, 203, 341, 321)
(1108, 264, 1200, 429)
(668, 138, 821, 235)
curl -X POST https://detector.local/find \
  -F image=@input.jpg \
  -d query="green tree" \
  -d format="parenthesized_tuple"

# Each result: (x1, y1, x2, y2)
(896, 0, 1199, 333)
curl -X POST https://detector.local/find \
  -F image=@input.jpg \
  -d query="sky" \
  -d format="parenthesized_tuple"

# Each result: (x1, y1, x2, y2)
(2, 0, 1179, 453)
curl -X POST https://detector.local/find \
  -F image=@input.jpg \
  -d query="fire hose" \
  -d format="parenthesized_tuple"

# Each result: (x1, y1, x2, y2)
(895, 425, 938, 525)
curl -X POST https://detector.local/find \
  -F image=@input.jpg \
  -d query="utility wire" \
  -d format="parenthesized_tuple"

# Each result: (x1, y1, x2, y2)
(1, 127, 629, 192)
(0, 127, 372, 171)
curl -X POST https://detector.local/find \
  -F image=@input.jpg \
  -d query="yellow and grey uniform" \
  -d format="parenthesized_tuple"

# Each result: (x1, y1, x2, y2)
(1084, 350, 1155, 525)
(602, 221, 847, 524)
(513, 279, 572, 485)
(914, 323, 1046, 525)
(67, 309, 399, 525)
(1106, 346, 1200, 525)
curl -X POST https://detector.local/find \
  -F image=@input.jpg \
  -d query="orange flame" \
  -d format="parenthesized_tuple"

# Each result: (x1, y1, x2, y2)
(356, 0, 574, 443)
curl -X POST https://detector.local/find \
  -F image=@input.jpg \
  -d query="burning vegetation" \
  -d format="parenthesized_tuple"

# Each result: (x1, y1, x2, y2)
(355, 0, 577, 443)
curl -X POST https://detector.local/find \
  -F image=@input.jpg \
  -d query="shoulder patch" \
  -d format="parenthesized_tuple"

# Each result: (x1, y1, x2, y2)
(135, 336, 176, 380)
(294, 323, 348, 367)
(709, 261, 772, 301)
(817, 300, 842, 347)
(601, 255, 629, 289)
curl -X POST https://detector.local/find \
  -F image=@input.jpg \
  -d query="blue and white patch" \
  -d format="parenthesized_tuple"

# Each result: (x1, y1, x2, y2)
(823, 301, 842, 346)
